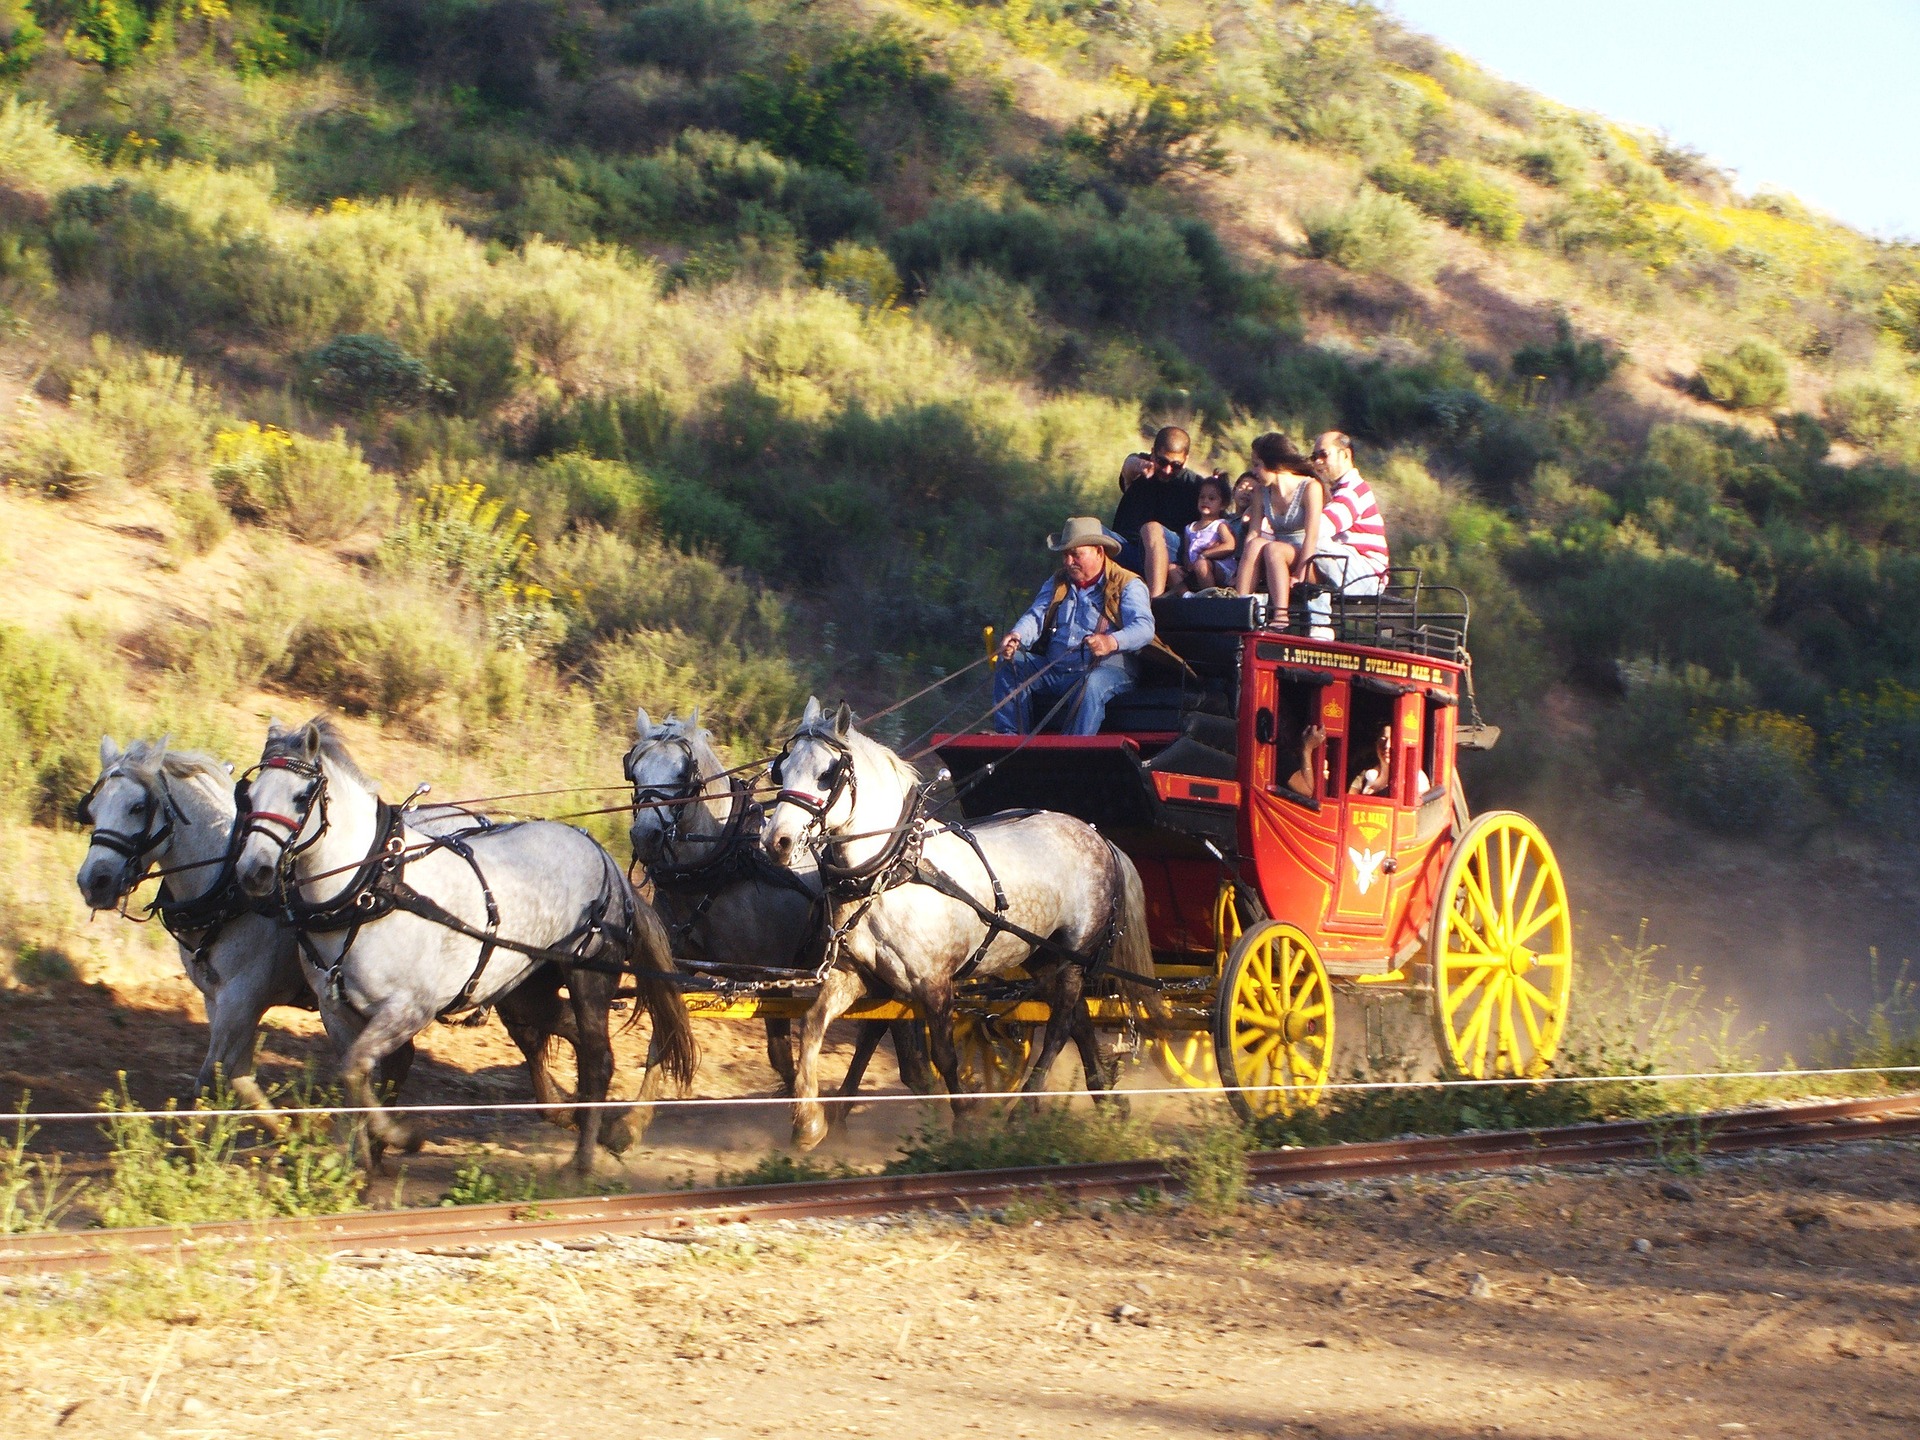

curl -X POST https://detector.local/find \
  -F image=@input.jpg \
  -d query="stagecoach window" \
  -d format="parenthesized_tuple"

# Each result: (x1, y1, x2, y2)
(1273, 680, 1321, 798)
(1345, 689, 1398, 797)
(1422, 695, 1446, 795)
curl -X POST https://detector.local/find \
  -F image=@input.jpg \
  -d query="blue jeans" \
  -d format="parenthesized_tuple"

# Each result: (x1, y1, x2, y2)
(992, 654, 1134, 736)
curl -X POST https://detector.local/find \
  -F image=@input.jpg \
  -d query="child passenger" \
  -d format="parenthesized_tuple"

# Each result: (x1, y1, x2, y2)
(1235, 432, 1323, 625)
(1182, 475, 1238, 591)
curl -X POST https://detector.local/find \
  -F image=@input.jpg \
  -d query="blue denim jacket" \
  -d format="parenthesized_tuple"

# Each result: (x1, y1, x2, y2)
(1008, 572, 1154, 667)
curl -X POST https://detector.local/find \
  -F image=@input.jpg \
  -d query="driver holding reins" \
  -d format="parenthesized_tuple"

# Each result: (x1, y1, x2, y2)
(992, 515, 1171, 736)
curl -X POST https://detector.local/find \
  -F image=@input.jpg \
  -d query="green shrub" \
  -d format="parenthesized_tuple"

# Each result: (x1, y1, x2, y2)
(1511, 317, 1620, 396)
(618, 0, 759, 79)
(1672, 709, 1818, 833)
(426, 309, 525, 417)
(0, 1, 43, 81)
(97, 1079, 361, 1227)
(717, 1153, 859, 1186)
(917, 266, 1055, 377)
(1697, 341, 1788, 412)
(817, 240, 900, 310)
(1822, 381, 1908, 449)
(1509, 129, 1587, 187)
(1065, 89, 1229, 186)
(1, 1101, 82, 1235)
(591, 625, 807, 748)
(740, 24, 950, 179)
(886, 1105, 1163, 1174)
(210, 423, 392, 542)
(1820, 681, 1920, 832)
(1368, 159, 1521, 242)
(167, 485, 231, 555)
(305, 333, 451, 412)
(0, 403, 125, 497)
(1300, 189, 1430, 280)
(69, 350, 213, 484)
(275, 588, 481, 722)
(1879, 284, 1920, 354)
(1172, 1122, 1249, 1218)
(525, 451, 659, 536)
(0, 622, 124, 823)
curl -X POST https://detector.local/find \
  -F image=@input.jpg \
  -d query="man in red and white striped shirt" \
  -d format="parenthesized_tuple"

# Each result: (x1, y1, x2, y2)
(1310, 430, 1389, 593)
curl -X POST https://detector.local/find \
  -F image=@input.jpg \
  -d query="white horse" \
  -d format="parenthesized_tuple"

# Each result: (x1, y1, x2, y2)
(74, 736, 598, 1126)
(233, 717, 697, 1172)
(626, 707, 932, 1101)
(762, 698, 1159, 1149)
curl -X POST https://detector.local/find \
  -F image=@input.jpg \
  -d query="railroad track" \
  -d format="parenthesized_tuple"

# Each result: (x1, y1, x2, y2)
(3, 1093, 1916, 1276)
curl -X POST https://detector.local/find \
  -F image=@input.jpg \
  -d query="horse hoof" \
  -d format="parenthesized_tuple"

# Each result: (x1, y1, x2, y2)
(603, 1112, 642, 1155)
(792, 1114, 829, 1152)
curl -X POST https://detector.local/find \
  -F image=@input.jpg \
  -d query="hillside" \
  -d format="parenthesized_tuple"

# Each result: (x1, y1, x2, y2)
(2, 0, 1919, 995)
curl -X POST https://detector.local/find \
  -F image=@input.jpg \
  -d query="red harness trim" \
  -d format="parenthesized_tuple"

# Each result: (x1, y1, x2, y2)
(250, 811, 304, 833)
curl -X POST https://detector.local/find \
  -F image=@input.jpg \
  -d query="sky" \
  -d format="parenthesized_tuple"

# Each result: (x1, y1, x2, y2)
(1386, 1, 1920, 241)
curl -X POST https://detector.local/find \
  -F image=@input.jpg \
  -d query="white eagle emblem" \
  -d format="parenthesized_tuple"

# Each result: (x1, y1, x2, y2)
(1348, 847, 1388, 895)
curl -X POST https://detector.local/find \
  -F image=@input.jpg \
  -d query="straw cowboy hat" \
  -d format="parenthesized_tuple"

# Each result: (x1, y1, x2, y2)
(1047, 516, 1120, 554)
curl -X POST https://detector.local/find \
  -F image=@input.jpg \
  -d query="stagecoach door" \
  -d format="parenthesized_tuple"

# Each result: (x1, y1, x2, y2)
(1325, 680, 1400, 935)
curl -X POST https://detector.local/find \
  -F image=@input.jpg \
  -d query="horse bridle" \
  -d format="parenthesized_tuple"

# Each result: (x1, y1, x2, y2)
(769, 732, 854, 842)
(235, 754, 332, 883)
(74, 768, 180, 873)
(626, 733, 713, 860)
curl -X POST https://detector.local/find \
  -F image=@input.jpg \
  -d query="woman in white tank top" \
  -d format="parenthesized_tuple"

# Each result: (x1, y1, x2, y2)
(1234, 433, 1323, 625)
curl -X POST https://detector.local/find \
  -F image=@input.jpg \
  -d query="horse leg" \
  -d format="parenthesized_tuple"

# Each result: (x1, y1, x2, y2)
(565, 969, 617, 1175)
(764, 1018, 798, 1097)
(337, 1004, 432, 1168)
(830, 1019, 889, 1121)
(1021, 962, 1083, 1113)
(915, 981, 981, 1134)
(198, 958, 286, 1133)
(495, 967, 578, 1130)
(1070, 1001, 1127, 1116)
(792, 968, 864, 1152)
(890, 1018, 936, 1095)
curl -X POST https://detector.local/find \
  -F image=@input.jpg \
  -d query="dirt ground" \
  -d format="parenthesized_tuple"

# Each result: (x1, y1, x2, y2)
(3, 1142, 1918, 1440)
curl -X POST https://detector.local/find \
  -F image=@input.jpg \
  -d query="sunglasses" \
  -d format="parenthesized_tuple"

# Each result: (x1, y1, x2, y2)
(1150, 454, 1186, 469)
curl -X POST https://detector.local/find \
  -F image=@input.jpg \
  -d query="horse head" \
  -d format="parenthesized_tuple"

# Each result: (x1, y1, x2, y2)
(763, 697, 865, 868)
(75, 735, 179, 911)
(625, 706, 721, 865)
(234, 717, 365, 900)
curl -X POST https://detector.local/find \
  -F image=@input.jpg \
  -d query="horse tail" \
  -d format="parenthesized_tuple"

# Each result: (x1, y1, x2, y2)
(620, 883, 700, 1093)
(1105, 843, 1168, 1033)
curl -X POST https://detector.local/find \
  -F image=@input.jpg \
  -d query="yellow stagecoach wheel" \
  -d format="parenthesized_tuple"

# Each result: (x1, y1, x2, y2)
(1429, 811, 1574, 1080)
(1151, 1031, 1218, 1087)
(951, 1013, 1034, 1094)
(1212, 921, 1334, 1122)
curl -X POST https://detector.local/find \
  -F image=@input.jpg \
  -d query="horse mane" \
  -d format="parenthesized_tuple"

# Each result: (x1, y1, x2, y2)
(659, 716, 730, 782)
(114, 738, 233, 807)
(797, 716, 921, 792)
(263, 715, 378, 791)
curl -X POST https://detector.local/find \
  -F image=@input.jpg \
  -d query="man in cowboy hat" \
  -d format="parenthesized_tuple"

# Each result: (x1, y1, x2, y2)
(992, 516, 1163, 735)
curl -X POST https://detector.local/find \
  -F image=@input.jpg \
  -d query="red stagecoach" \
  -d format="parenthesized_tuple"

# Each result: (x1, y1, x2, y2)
(932, 574, 1574, 1118)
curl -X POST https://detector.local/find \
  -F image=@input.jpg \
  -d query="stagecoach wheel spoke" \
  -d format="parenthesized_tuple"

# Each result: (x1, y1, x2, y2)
(1152, 1032, 1218, 1088)
(951, 1014, 1034, 1094)
(1431, 813, 1574, 1082)
(1214, 921, 1333, 1123)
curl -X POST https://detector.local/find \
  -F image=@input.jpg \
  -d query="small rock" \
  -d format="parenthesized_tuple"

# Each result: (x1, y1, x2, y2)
(1785, 1206, 1828, 1232)
(179, 1397, 209, 1419)
(1466, 1273, 1494, 1300)
(1111, 1302, 1143, 1323)
(1304, 1337, 1330, 1348)
(1631, 1237, 1653, 1254)
(1660, 1181, 1698, 1202)
(1085, 1320, 1107, 1343)
(1332, 1282, 1356, 1308)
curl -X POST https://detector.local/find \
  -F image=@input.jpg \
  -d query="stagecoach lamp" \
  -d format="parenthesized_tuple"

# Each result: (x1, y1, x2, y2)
(984, 626, 997, 665)
(936, 768, 952, 785)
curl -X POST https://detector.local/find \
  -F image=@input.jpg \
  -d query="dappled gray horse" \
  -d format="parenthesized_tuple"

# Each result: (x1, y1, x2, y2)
(762, 698, 1159, 1150)
(626, 707, 932, 1102)
(74, 736, 601, 1126)
(233, 717, 697, 1172)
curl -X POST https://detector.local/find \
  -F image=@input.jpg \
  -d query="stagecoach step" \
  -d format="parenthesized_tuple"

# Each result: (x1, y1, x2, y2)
(1454, 724, 1501, 751)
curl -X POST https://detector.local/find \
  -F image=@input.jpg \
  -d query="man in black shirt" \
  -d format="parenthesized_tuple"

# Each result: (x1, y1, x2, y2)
(1110, 425, 1207, 597)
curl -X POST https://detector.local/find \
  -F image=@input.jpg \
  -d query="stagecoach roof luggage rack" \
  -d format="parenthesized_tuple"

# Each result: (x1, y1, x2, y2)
(1315, 567, 1469, 661)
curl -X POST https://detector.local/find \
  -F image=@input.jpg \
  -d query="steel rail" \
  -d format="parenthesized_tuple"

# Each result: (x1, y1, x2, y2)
(3, 1094, 1915, 1276)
